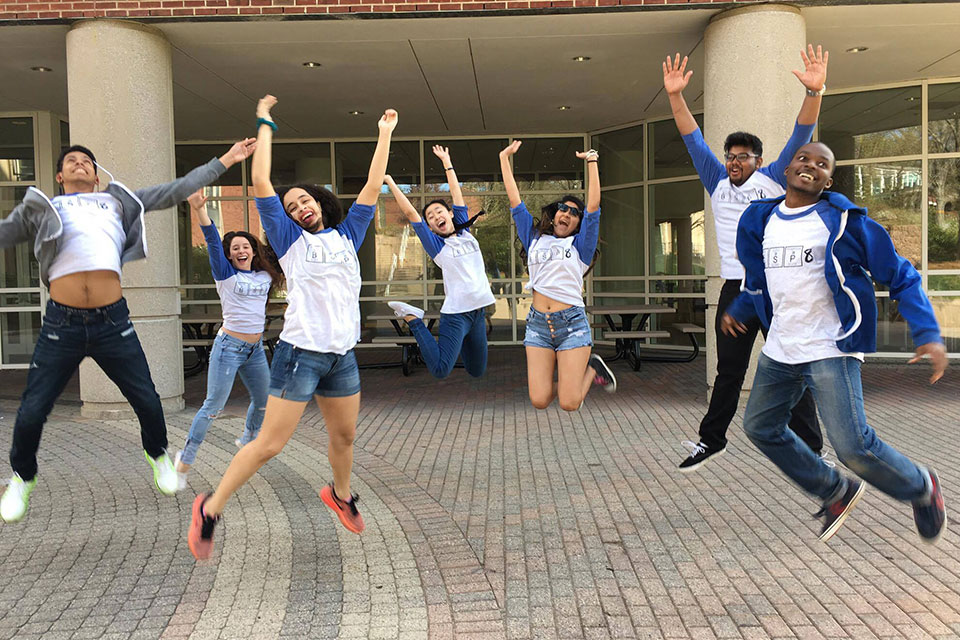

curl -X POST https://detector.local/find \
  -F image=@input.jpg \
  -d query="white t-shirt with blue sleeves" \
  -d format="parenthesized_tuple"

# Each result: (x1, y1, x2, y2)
(411, 204, 495, 314)
(512, 201, 600, 308)
(682, 121, 815, 280)
(202, 222, 273, 334)
(256, 195, 375, 355)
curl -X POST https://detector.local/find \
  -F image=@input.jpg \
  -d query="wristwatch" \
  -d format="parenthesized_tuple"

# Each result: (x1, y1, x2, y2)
(806, 85, 826, 97)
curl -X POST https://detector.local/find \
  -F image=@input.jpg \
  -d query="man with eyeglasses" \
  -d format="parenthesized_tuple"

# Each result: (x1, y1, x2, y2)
(662, 45, 829, 472)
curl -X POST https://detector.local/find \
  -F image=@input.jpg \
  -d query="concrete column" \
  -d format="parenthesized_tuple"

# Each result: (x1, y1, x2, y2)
(702, 4, 806, 398)
(66, 20, 184, 417)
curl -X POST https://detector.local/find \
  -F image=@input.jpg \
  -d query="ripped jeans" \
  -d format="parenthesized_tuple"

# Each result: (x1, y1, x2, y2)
(10, 298, 167, 481)
(180, 331, 270, 466)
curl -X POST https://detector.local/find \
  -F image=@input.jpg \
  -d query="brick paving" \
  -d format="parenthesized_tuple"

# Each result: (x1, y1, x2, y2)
(0, 347, 959, 639)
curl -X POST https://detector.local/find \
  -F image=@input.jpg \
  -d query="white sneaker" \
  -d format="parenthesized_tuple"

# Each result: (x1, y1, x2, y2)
(387, 301, 424, 320)
(235, 438, 243, 449)
(1, 473, 37, 523)
(173, 451, 189, 491)
(145, 451, 179, 496)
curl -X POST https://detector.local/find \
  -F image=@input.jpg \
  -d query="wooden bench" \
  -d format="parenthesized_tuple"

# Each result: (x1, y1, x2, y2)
(601, 330, 672, 371)
(613, 323, 705, 364)
(364, 336, 421, 375)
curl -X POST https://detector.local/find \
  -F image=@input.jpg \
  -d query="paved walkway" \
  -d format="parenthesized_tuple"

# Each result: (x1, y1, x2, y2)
(0, 348, 958, 640)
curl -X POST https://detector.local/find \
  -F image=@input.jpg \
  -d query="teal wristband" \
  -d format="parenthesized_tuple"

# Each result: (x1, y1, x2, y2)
(257, 117, 278, 132)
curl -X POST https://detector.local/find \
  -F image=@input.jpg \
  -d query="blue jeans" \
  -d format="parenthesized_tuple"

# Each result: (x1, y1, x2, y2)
(180, 332, 270, 465)
(743, 353, 927, 504)
(408, 309, 487, 379)
(10, 299, 167, 481)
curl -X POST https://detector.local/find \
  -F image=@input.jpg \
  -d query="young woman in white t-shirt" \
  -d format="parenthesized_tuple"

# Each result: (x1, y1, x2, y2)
(188, 95, 398, 560)
(174, 190, 283, 488)
(500, 140, 617, 411)
(385, 145, 495, 379)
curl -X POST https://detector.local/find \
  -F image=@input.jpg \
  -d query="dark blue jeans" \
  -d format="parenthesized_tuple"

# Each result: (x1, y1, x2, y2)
(408, 309, 487, 379)
(10, 299, 167, 481)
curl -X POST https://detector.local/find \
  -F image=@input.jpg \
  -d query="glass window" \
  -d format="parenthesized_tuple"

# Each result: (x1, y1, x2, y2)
(596, 186, 644, 284)
(648, 180, 705, 276)
(928, 158, 960, 269)
(178, 201, 215, 287)
(424, 139, 505, 193)
(594, 124, 642, 186)
(1, 311, 41, 365)
(337, 141, 417, 194)
(270, 143, 332, 192)
(0, 118, 36, 182)
(511, 137, 584, 191)
(0, 187, 38, 289)
(832, 162, 922, 267)
(820, 87, 921, 160)
(649, 297, 706, 348)
(931, 296, 960, 352)
(648, 115, 703, 179)
(928, 83, 960, 154)
(175, 144, 243, 193)
(929, 275, 960, 291)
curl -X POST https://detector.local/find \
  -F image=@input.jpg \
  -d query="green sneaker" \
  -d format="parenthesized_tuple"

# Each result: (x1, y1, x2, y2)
(1, 474, 37, 523)
(145, 451, 179, 496)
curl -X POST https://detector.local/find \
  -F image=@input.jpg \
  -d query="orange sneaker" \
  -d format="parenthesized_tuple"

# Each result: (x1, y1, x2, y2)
(320, 483, 365, 534)
(188, 493, 220, 560)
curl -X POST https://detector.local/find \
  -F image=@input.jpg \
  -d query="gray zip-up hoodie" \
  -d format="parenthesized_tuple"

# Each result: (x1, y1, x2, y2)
(0, 157, 227, 286)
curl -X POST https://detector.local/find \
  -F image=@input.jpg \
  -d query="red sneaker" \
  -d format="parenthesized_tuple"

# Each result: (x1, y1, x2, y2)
(188, 493, 220, 560)
(320, 483, 365, 534)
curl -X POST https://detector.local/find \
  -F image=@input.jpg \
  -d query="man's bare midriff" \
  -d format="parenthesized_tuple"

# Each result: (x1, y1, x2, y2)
(532, 290, 573, 313)
(49, 270, 123, 309)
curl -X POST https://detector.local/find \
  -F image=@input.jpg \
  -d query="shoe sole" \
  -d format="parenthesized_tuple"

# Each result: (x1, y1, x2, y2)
(918, 471, 947, 545)
(146, 452, 178, 496)
(188, 494, 214, 561)
(678, 448, 726, 474)
(320, 486, 365, 534)
(591, 356, 617, 393)
(819, 482, 866, 542)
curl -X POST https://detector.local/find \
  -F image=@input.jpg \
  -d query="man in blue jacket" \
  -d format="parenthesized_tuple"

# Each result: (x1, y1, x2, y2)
(722, 141, 947, 543)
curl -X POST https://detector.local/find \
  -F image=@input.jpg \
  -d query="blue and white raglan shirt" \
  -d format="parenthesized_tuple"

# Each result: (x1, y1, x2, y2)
(201, 222, 273, 334)
(411, 204, 495, 314)
(512, 202, 600, 308)
(682, 121, 815, 280)
(255, 196, 375, 355)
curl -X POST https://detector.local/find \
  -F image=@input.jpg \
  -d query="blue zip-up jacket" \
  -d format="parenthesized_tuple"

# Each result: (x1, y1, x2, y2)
(726, 190, 941, 354)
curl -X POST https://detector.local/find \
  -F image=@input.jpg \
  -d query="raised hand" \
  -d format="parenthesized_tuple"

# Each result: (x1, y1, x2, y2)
(432, 145, 452, 166)
(792, 44, 828, 92)
(384, 174, 396, 186)
(908, 341, 948, 384)
(576, 149, 599, 161)
(187, 190, 208, 212)
(257, 94, 277, 120)
(663, 54, 693, 96)
(379, 109, 399, 133)
(499, 140, 522, 159)
(221, 138, 257, 168)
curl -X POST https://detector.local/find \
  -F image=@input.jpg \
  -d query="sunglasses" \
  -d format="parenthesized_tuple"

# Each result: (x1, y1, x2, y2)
(556, 202, 583, 217)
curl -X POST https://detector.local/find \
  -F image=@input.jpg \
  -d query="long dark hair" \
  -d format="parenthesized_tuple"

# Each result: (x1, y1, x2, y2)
(276, 183, 343, 229)
(222, 230, 284, 293)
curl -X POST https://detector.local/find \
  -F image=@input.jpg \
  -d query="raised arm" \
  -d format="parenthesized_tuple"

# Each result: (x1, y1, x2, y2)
(251, 95, 278, 199)
(384, 175, 422, 223)
(432, 145, 465, 208)
(663, 54, 697, 136)
(792, 44, 828, 126)
(356, 109, 398, 207)
(577, 149, 601, 212)
(499, 140, 522, 209)
(189, 190, 234, 281)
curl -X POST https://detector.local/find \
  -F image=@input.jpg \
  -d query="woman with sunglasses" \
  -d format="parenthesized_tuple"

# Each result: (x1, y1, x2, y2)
(384, 145, 494, 379)
(500, 140, 616, 411)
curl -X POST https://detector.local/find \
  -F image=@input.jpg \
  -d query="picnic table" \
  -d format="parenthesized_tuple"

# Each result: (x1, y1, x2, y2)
(585, 304, 676, 371)
(365, 310, 493, 375)
(181, 312, 284, 376)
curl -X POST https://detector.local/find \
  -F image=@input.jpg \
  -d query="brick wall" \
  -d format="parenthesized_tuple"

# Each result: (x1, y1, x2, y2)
(1, 0, 766, 21)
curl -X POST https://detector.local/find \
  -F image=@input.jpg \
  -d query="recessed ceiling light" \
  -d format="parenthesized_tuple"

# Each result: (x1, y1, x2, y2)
(557, 106, 572, 111)
(348, 110, 364, 116)
(30, 66, 52, 72)
(845, 47, 868, 53)
(302, 61, 321, 68)
(572, 56, 591, 62)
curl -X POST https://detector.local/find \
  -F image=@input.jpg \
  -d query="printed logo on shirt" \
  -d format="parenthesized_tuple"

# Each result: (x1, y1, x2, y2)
(234, 281, 270, 297)
(715, 185, 765, 205)
(305, 244, 354, 266)
(763, 245, 823, 268)
(528, 245, 573, 265)
(449, 239, 481, 258)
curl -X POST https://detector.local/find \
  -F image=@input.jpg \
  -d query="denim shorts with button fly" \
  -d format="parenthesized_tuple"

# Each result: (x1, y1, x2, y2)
(523, 306, 592, 351)
(269, 340, 361, 401)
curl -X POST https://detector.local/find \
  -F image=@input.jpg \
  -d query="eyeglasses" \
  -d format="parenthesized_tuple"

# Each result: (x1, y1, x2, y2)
(724, 152, 759, 163)
(556, 202, 582, 217)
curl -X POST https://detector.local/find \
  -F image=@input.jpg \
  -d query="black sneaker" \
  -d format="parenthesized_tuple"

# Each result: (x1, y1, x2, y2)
(678, 440, 726, 473)
(913, 469, 946, 544)
(589, 354, 617, 393)
(815, 478, 865, 541)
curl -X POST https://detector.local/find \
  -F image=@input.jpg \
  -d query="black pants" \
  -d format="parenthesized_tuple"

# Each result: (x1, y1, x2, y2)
(10, 299, 168, 481)
(698, 280, 822, 452)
